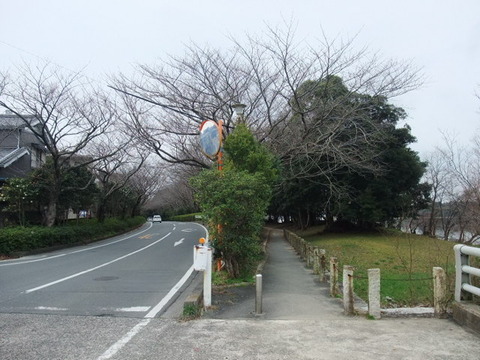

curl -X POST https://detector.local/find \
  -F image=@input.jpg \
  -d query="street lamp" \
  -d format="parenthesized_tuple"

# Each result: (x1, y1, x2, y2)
(232, 103, 246, 123)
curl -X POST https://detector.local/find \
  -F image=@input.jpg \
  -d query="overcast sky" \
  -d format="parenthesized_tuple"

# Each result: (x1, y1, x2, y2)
(1, 0, 479, 157)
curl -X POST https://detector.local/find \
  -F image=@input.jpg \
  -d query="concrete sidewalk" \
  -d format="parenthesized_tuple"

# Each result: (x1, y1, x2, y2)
(185, 229, 480, 359)
(204, 229, 349, 319)
(260, 229, 345, 320)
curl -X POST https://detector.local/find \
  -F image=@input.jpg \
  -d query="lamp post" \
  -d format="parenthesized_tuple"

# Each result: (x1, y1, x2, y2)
(232, 103, 246, 124)
(216, 119, 224, 171)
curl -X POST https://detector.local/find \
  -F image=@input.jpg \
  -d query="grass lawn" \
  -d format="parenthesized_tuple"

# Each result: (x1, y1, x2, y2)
(292, 226, 459, 307)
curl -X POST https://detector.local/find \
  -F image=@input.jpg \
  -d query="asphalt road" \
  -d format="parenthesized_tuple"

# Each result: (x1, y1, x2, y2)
(0, 221, 207, 318)
(1, 226, 479, 359)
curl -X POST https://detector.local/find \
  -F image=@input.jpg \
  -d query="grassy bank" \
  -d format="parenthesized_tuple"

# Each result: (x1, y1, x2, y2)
(293, 226, 457, 307)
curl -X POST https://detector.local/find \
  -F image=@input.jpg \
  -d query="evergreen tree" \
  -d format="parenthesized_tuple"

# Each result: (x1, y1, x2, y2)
(191, 124, 277, 278)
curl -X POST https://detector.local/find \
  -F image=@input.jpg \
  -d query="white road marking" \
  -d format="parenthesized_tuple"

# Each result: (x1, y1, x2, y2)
(181, 228, 194, 232)
(144, 265, 194, 318)
(96, 319, 152, 360)
(0, 253, 67, 267)
(34, 306, 151, 313)
(96, 265, 195, 360)
(24, 232, 171, 294)
(68, 222, 153, 255)
(34, 306, 68, 311)
(115, 306, 151, 312)
(174, 238, 184, 247)
(0, 222, 153, 267)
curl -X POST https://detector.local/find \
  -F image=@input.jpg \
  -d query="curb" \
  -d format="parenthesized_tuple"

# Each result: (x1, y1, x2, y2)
(183, 281, 204, 315)
(452, 301, 480, 333)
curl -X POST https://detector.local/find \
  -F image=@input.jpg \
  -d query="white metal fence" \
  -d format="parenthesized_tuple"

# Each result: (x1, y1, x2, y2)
(454, 244, 480, 302)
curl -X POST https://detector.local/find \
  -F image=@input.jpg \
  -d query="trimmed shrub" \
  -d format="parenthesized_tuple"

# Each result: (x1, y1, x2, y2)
(0, 216, 146, 255)
(169, 213, 202, 222)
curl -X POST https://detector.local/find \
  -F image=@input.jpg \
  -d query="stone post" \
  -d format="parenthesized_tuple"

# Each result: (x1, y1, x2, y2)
(368, 268, 381, 319)
(343, 265, 354, 315)
(255, 274, 263, 315)
(320, 249, 326, 281)
(330, 257, 339, 297)
(313, 247, 320, 274)
(306, 245, 312, 268)
(433, 267, 447, 318)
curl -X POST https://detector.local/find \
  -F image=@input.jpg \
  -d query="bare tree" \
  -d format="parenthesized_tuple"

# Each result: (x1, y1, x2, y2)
(89, 132, 149, 222)
(126, 163, 166, 217)
(143, 162, 199, 216)
(424, 150, 455, 237)
(0, 73, 6, 98)
(111, 24, 422, 179)
(0, 62, 117, 226)
(430, 133, 480, 243)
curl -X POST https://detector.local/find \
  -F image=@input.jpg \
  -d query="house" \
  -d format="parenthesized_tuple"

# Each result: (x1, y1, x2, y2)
(0, 112, 47, 181)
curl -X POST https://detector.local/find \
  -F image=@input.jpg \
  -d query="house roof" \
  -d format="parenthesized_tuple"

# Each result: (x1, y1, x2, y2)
(0, 114, 39, 129)
(0, 147, 30, 168)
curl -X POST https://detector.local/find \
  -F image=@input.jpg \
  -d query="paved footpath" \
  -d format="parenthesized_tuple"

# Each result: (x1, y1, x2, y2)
(1, 230, 479, 359)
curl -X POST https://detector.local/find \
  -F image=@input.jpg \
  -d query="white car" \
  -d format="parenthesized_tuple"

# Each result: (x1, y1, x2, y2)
(152, 215, 162, 223)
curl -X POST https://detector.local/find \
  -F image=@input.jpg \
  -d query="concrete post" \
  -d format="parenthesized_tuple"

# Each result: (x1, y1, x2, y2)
(433, 267, 447, 318)
(306, 245, 312, 268)
(330, 257, 339, 297)
(313, 247, 320, 274)
(203, 247, 212, 308)
(368, 268, 381, 319)
(320, 249, 326, 282)
(308, 245, 314, 268)
(255, 274, 263, 315)
(343, 265, 355, 315)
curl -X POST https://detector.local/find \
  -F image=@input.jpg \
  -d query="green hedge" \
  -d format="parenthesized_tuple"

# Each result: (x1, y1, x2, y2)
(0, 216, 146, 255)
(168, 213, 202, 222)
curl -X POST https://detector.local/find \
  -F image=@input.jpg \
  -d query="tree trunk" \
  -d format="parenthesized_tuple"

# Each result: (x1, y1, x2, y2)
(45, 198, 57, 227)
(325, 211, 335, 231)
(427, 197, 437, 237)
(97, 202, 106, 223)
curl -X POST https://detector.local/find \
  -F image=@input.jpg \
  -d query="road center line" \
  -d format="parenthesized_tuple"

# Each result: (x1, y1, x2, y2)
(24, 232, 172, 294)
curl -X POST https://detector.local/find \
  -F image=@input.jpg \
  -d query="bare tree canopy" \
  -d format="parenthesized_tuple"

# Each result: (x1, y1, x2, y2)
(0, 62, 119, 226)
(0, 63, 118, 165)
(111, 25, 423, 173)
(421, 132, 480, 244)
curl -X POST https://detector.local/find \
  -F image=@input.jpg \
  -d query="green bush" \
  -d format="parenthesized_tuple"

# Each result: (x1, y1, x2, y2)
(0, 216, 146, 255)
(191, 169, 271, 278)
(169, 213, 202, 222)
(190, 124, 277, 279)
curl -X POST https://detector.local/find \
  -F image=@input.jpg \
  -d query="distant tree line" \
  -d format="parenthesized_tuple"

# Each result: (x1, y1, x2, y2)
(0, 63, 162, 227)
(108, 25, 426, 231)
(408, 133, 480, 244)
(0, 24, 437, 234)
(0, 157, 160, 227)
